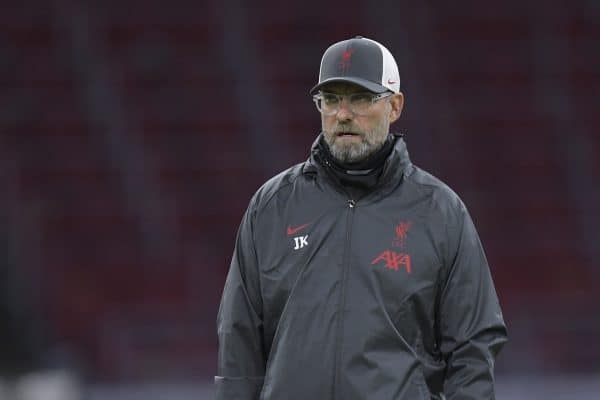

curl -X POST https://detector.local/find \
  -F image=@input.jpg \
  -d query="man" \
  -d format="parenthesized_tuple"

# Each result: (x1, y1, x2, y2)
(216, 36, 507, 400)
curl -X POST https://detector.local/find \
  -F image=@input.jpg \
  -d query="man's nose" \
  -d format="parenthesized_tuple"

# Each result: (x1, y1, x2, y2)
(336, 99, 353, 121)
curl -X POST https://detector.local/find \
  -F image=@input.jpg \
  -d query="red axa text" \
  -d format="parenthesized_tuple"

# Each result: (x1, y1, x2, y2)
(371, 250, 412, 273)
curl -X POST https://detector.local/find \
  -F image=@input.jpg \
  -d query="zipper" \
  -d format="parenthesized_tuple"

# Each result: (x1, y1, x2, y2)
(332, 198, 356, 399)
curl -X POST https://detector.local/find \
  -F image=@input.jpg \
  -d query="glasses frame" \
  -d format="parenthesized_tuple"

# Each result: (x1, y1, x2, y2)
(312, 91, 394, 116)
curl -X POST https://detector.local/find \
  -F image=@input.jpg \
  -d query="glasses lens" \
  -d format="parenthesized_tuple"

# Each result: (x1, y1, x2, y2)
(314, 92, 387, 115)
(320, 94, 339, 115)
(349, 93, 374, 115)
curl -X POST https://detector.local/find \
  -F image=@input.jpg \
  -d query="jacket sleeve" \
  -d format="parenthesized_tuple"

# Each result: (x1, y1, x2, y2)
(216, 203, 266, 400)
(439, 204, 508, 400)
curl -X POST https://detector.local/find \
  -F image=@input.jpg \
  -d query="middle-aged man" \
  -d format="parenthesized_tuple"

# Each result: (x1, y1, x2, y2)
(216, 36, 508, 400)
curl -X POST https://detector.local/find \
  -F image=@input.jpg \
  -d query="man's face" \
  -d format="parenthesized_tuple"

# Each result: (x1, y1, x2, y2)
(320, 82, 404, 163)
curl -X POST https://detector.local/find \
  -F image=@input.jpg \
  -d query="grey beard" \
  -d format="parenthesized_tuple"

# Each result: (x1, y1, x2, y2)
(324, 114, 389, 164)
(328, 137, 376, 163)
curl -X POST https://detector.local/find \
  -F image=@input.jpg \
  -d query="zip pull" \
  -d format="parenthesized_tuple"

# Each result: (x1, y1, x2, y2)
(347, 199, 356, 208)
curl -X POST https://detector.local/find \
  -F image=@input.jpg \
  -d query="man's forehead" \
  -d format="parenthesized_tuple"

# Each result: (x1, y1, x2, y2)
(320, 82, 374, 94)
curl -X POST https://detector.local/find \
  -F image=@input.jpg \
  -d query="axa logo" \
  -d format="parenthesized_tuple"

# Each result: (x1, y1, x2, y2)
(372, 220, 413, 273)
(371, 250, 411, 273)
(287, 221, 311, 251)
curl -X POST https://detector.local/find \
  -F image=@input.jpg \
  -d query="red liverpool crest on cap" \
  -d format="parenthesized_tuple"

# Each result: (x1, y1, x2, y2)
(339, 48, 354, 72)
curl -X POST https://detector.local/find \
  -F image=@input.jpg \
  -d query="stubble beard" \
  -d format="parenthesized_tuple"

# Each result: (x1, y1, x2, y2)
(323, 112, 390, 164)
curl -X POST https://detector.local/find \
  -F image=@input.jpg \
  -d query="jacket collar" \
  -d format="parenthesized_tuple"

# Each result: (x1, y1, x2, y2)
(303, 132, 412, 199)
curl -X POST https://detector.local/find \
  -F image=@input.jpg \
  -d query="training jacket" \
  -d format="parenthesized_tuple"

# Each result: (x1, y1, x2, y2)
(216, 134, 508, 400)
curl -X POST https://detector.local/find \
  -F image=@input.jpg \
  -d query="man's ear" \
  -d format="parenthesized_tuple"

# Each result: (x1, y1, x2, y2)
(389, 92, 404, 123)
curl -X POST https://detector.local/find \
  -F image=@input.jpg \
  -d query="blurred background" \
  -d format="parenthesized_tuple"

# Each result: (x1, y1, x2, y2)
(1, 0, 599, 398)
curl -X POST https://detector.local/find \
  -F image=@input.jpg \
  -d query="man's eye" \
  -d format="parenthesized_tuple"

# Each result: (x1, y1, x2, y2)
(351, 94, 372, 103)
(322, 95, 339, 104)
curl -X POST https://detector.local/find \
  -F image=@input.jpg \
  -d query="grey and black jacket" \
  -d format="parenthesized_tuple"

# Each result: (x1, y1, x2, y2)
(216, 135, 508, 400)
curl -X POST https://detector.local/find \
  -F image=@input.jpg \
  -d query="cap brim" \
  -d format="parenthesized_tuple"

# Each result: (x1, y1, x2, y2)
(309, 77, 390, 95)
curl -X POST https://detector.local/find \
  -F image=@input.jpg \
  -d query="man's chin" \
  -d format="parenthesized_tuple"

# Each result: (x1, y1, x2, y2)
(330, 142, 370, 164)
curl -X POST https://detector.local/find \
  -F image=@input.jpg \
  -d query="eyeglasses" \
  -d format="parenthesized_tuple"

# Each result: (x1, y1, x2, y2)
(313, 91, 394, 116)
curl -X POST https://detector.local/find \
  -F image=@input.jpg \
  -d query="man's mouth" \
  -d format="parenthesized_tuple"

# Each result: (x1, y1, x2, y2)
(336, 132, 360, 137)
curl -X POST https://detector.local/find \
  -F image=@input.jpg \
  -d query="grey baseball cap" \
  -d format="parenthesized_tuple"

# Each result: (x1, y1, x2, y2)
(310, 36, 401, 95)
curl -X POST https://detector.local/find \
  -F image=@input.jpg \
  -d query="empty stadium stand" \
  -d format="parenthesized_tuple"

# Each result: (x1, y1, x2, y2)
(1, 0, 598, 380)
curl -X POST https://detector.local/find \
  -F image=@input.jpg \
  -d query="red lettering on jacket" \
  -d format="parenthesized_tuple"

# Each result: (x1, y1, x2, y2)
(371, 250, 412, 273)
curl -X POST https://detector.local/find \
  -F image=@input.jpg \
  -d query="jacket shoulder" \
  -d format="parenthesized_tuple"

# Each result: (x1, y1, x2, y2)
(404, 165, 468, 220)
(248, 162, 306, 214)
